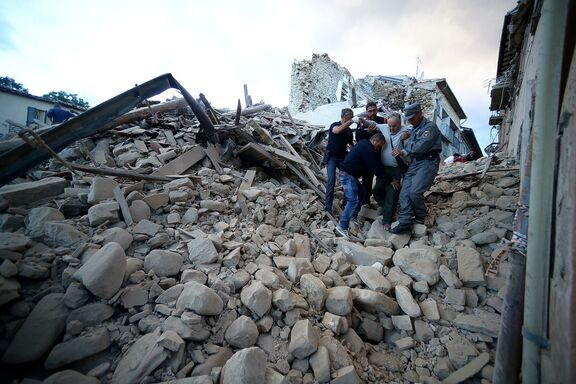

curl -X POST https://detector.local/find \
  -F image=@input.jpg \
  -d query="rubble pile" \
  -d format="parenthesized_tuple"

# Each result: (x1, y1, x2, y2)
(0, 102, 518, 383)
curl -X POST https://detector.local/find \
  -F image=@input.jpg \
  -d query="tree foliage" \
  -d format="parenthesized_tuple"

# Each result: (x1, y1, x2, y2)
(43, 91, 90, 109)
(0, 76, 28, 93)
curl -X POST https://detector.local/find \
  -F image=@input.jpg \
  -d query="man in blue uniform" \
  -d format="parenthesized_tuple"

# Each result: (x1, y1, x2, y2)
(390, 103, 442, 234)
(47, 103, 75, 124)
(324, 108, 354, 213)
(335, 133, 400, 238)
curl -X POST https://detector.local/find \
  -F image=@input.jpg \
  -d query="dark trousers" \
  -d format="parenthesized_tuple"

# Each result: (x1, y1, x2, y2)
(373, 166, 403, 225)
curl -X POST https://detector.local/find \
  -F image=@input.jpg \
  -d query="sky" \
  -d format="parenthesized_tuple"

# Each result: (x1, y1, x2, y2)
(0, 0, 516, 152)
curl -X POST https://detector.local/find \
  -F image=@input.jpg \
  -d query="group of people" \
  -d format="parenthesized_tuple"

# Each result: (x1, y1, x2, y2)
(324, 102, 443, 238)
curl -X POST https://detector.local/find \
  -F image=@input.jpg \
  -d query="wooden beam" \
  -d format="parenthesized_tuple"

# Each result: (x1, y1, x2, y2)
(262, 145, 311, 167)
(236, 169, 256, 203)
(237, 143, 285, 168)
(152, 146, 206, 176)
(70, 164, 171, 182)
(249, 120, 275, 145)
(204, 143, 223, 174)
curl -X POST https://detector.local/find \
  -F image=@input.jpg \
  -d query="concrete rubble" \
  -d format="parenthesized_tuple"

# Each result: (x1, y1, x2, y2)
(0, 100, 519, 383)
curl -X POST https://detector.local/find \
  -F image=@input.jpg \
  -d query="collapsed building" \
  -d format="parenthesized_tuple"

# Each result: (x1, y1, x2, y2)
(0, 66, 519, 384)
(289, 53, 482, 159)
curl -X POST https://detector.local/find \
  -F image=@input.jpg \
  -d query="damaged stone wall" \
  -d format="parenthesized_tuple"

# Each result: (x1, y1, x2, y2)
(289, 53, 359, 114)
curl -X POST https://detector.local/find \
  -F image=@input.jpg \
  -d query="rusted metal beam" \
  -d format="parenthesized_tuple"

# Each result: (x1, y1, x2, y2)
(0, 73, 217, 186)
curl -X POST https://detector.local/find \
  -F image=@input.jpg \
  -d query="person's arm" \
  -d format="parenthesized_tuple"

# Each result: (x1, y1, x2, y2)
(332, 119, 354, 135)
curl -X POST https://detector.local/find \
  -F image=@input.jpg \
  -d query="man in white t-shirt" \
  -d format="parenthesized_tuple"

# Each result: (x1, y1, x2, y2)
(373, 114, 410, 230)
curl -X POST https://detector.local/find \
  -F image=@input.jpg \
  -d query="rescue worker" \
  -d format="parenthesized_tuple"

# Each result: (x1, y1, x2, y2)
(389, 103, 442, 234)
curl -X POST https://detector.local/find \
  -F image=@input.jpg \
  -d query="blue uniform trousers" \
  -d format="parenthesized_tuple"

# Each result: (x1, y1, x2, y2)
(397, 158, 439, 225)
(338, 173, 365, 230)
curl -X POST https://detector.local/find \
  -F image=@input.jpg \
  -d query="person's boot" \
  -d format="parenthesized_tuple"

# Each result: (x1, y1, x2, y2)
(389, 222, 412, 234)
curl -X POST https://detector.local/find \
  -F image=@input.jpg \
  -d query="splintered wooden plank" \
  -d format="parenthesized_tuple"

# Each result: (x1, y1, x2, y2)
(151, 146, 206, 176)
(276, 135, 322, 188)
(237, 143, 284, 168)
(236, 169, 256, 203)
(164, 129, 177, 146)
(204, 143, 223, 174)
(261, 145, 311, 167)
(248, 120, 275, 145)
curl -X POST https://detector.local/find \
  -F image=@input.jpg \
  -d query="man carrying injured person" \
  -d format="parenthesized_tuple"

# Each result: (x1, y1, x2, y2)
(335, 133, 400, 239)
(389, 103, 442, 234)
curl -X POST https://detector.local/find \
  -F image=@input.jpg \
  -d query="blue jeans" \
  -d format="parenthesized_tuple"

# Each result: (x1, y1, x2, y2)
(325, 156, 344, 211)
(338, 173, 364, 230)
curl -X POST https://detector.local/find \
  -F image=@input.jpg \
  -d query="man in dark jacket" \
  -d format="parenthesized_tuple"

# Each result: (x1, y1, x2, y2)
(355, 102, 386, 206)
(324, 108, 354, 213)
(335, 133, 400, 238)
(47, 103, 74, 124)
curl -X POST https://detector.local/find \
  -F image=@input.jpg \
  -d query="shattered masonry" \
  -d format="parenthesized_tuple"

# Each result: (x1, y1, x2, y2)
(0, 94, 517, 383)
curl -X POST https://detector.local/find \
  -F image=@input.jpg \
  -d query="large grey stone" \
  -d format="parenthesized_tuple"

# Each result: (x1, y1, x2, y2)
(394, 285, 421, 317)
(221, 347, 267, 384)
(392, 247, 440, 284)
(386, 266, 413, 288)
(352, 288, 399, 315)
(44, 328, 110, 369)
(309, 345, 330, 383)
(0, 232, 31, 252)
(42, 370, 100, 384)
(144, 250, 183, 277)
(225, 315, 259, 348)
(337, 240, 393, 266)
(176, 281, 224, 316)
(68, 303, 114, 326)
(129, 200, 151, 222)
(287, 258, 314, 283)
(25, 207, 65, 239)
(133, 219, 161, 236)
(456, 247, 486, 287)
(187, 238, 219, 265)
(332, 366, 361, 384)
(0, 276, 19, 305)
(73, 242, 126, 299)
(289, 319, 319, 359)
(96, 227, 133, 250)
(87, 176, 118, 205)
(355, 266, 391, 293)
(44, 222, 88, 248)
(181, 207, 199, 225)
(162, 315, 210, 341)
(300, 273, 326, 312)
(439, 264, 463, 288)
(2, 293, 69, 363)
(453, 310, 501, 338)
(87, 202, 120, 226)
(325, 286, 353, 316)
(0, 177, 67, 206)
(111, 328, 169, 384)
(240, 281, 272, 317)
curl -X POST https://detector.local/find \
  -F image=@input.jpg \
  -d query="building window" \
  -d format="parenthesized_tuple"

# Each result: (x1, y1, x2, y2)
(26, 107, 47, 126)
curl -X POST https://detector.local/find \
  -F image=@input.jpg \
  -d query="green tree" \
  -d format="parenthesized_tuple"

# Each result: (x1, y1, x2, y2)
(0, 76, 28, 93)
(43, 91, 90, 109)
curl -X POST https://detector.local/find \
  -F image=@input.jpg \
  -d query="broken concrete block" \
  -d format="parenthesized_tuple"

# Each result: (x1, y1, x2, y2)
(337, 240, 393, 266)
(134, 219, 162, 236)
(25, 207, 65, 239)
(176, 281, 224, 316)
(144, 250, 183, 277)
(419, 298, 441, 321)
(456, 246, 486, 287)
(240, 281, 272, 318)
(87, 176, 118, 205)
(331, 365, 361, 384)
(325, 286, 353, 316)
(187, 238, 219, 265)
(289, 319, 319, 359)
(287, 258, 314, 283)
(322, 312, 348, 335)
(300, 273, 326, 312)
(87, 201, 120, 226)
(221, 347, 267, 384)
(355, 265, 391, 293)
(439, 264, 463, 288)
(225, 315, 259, 348)
(453, 310, 501, 338)
(352, 288, 399, 315)
(394, 285, 421, 317)
(157, 330, 185, 352)
(73, 242, 126, 299)
(44, 328, 110, 369)
(129, 200, 151, 222)
(309, 345, 330, 383)
(43, 222, 87, 248)
(0, 177, 68, 206)
(392, 247, 440, 285)
(2, 293, 68, 364)
(143, 193, 170, 210)
(394, 336, 416, 351)
(392, 315, 413, 331)
(444, 288, 466, 306)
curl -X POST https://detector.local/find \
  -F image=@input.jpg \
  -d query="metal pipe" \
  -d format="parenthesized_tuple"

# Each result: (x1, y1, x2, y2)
(494, 138, 532, 384)
(523, 1, 568, 382)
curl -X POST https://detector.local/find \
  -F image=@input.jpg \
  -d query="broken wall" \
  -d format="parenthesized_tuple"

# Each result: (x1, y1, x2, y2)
(289, 53, 358, 114)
